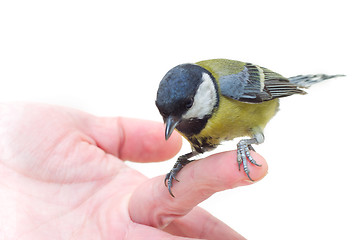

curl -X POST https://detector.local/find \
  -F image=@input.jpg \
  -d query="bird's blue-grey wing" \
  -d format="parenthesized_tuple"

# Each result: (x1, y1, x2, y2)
(219, 63, 272, 103)
(219, 63, 305, 103)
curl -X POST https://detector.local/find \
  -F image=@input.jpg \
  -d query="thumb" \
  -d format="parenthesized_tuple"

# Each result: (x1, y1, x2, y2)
(79, 114, 182, 163)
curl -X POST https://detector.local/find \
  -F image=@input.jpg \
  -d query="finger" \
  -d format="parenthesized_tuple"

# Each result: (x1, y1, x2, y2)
(82, 115, 182, 162)
(126, 222, 204, 240)
(129, 150, 267, 228)
(164, 207, 246, 240)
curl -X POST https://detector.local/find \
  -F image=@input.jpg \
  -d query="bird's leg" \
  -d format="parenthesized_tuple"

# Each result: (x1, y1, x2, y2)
(237, 132, 264, 181)
(165, 151, 199, 197)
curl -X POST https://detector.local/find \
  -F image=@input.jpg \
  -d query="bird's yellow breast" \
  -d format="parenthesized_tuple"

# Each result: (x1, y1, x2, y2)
(191, 95, 279, 146)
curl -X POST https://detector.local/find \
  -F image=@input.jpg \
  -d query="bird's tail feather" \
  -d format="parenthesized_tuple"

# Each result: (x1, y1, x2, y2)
(289, 74, 345, 88)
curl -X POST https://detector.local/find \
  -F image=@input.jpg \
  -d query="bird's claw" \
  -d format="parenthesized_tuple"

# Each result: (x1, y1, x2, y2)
(164, 171, 179, 197)
(164, 154, 194, 197)
(237, 139, 261, 181)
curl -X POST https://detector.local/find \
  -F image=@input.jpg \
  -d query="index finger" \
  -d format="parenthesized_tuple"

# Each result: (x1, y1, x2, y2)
(129, 150, 268, 229)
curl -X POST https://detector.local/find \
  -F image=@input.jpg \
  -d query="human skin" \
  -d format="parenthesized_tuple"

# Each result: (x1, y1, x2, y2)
(0, 103, 268, 240)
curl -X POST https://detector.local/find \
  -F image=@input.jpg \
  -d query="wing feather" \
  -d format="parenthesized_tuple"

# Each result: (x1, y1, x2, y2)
(219, 63, 305, 103)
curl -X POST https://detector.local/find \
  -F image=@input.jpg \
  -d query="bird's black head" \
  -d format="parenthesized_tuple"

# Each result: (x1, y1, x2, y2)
(156, 63, 219, 139)
(156, 64, 203, 118)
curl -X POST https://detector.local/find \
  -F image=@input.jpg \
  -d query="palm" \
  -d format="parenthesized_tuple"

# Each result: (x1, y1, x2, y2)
(0, 103, 267, 240)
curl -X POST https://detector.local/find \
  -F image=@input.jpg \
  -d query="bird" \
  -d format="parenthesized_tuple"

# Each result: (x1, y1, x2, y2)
(155, 58, 343, 197)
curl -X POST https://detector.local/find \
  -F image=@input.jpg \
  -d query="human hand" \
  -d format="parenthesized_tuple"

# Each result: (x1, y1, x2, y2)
(0, 103, 268, 239)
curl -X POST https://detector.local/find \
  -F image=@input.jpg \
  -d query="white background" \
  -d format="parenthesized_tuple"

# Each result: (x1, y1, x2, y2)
(1, 1, 359, 239)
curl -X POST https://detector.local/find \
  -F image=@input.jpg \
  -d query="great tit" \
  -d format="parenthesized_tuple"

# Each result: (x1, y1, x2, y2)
(155, 58, 342, 197)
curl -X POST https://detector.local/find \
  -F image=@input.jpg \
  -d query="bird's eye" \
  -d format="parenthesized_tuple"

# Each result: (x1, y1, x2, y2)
(185, 98, 194, 109)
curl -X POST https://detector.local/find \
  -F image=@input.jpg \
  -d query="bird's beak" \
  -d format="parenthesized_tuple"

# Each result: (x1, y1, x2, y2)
(165, 116, 181, 140)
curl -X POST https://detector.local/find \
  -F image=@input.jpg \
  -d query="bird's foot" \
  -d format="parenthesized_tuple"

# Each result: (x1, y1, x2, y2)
(164, 166, 182, 198)
(164, 154, 194, 197)
(237, 139, 262, 181)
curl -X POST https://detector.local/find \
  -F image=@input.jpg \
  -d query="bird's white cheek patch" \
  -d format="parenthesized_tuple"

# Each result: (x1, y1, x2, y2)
(183, 73, 217, 120)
